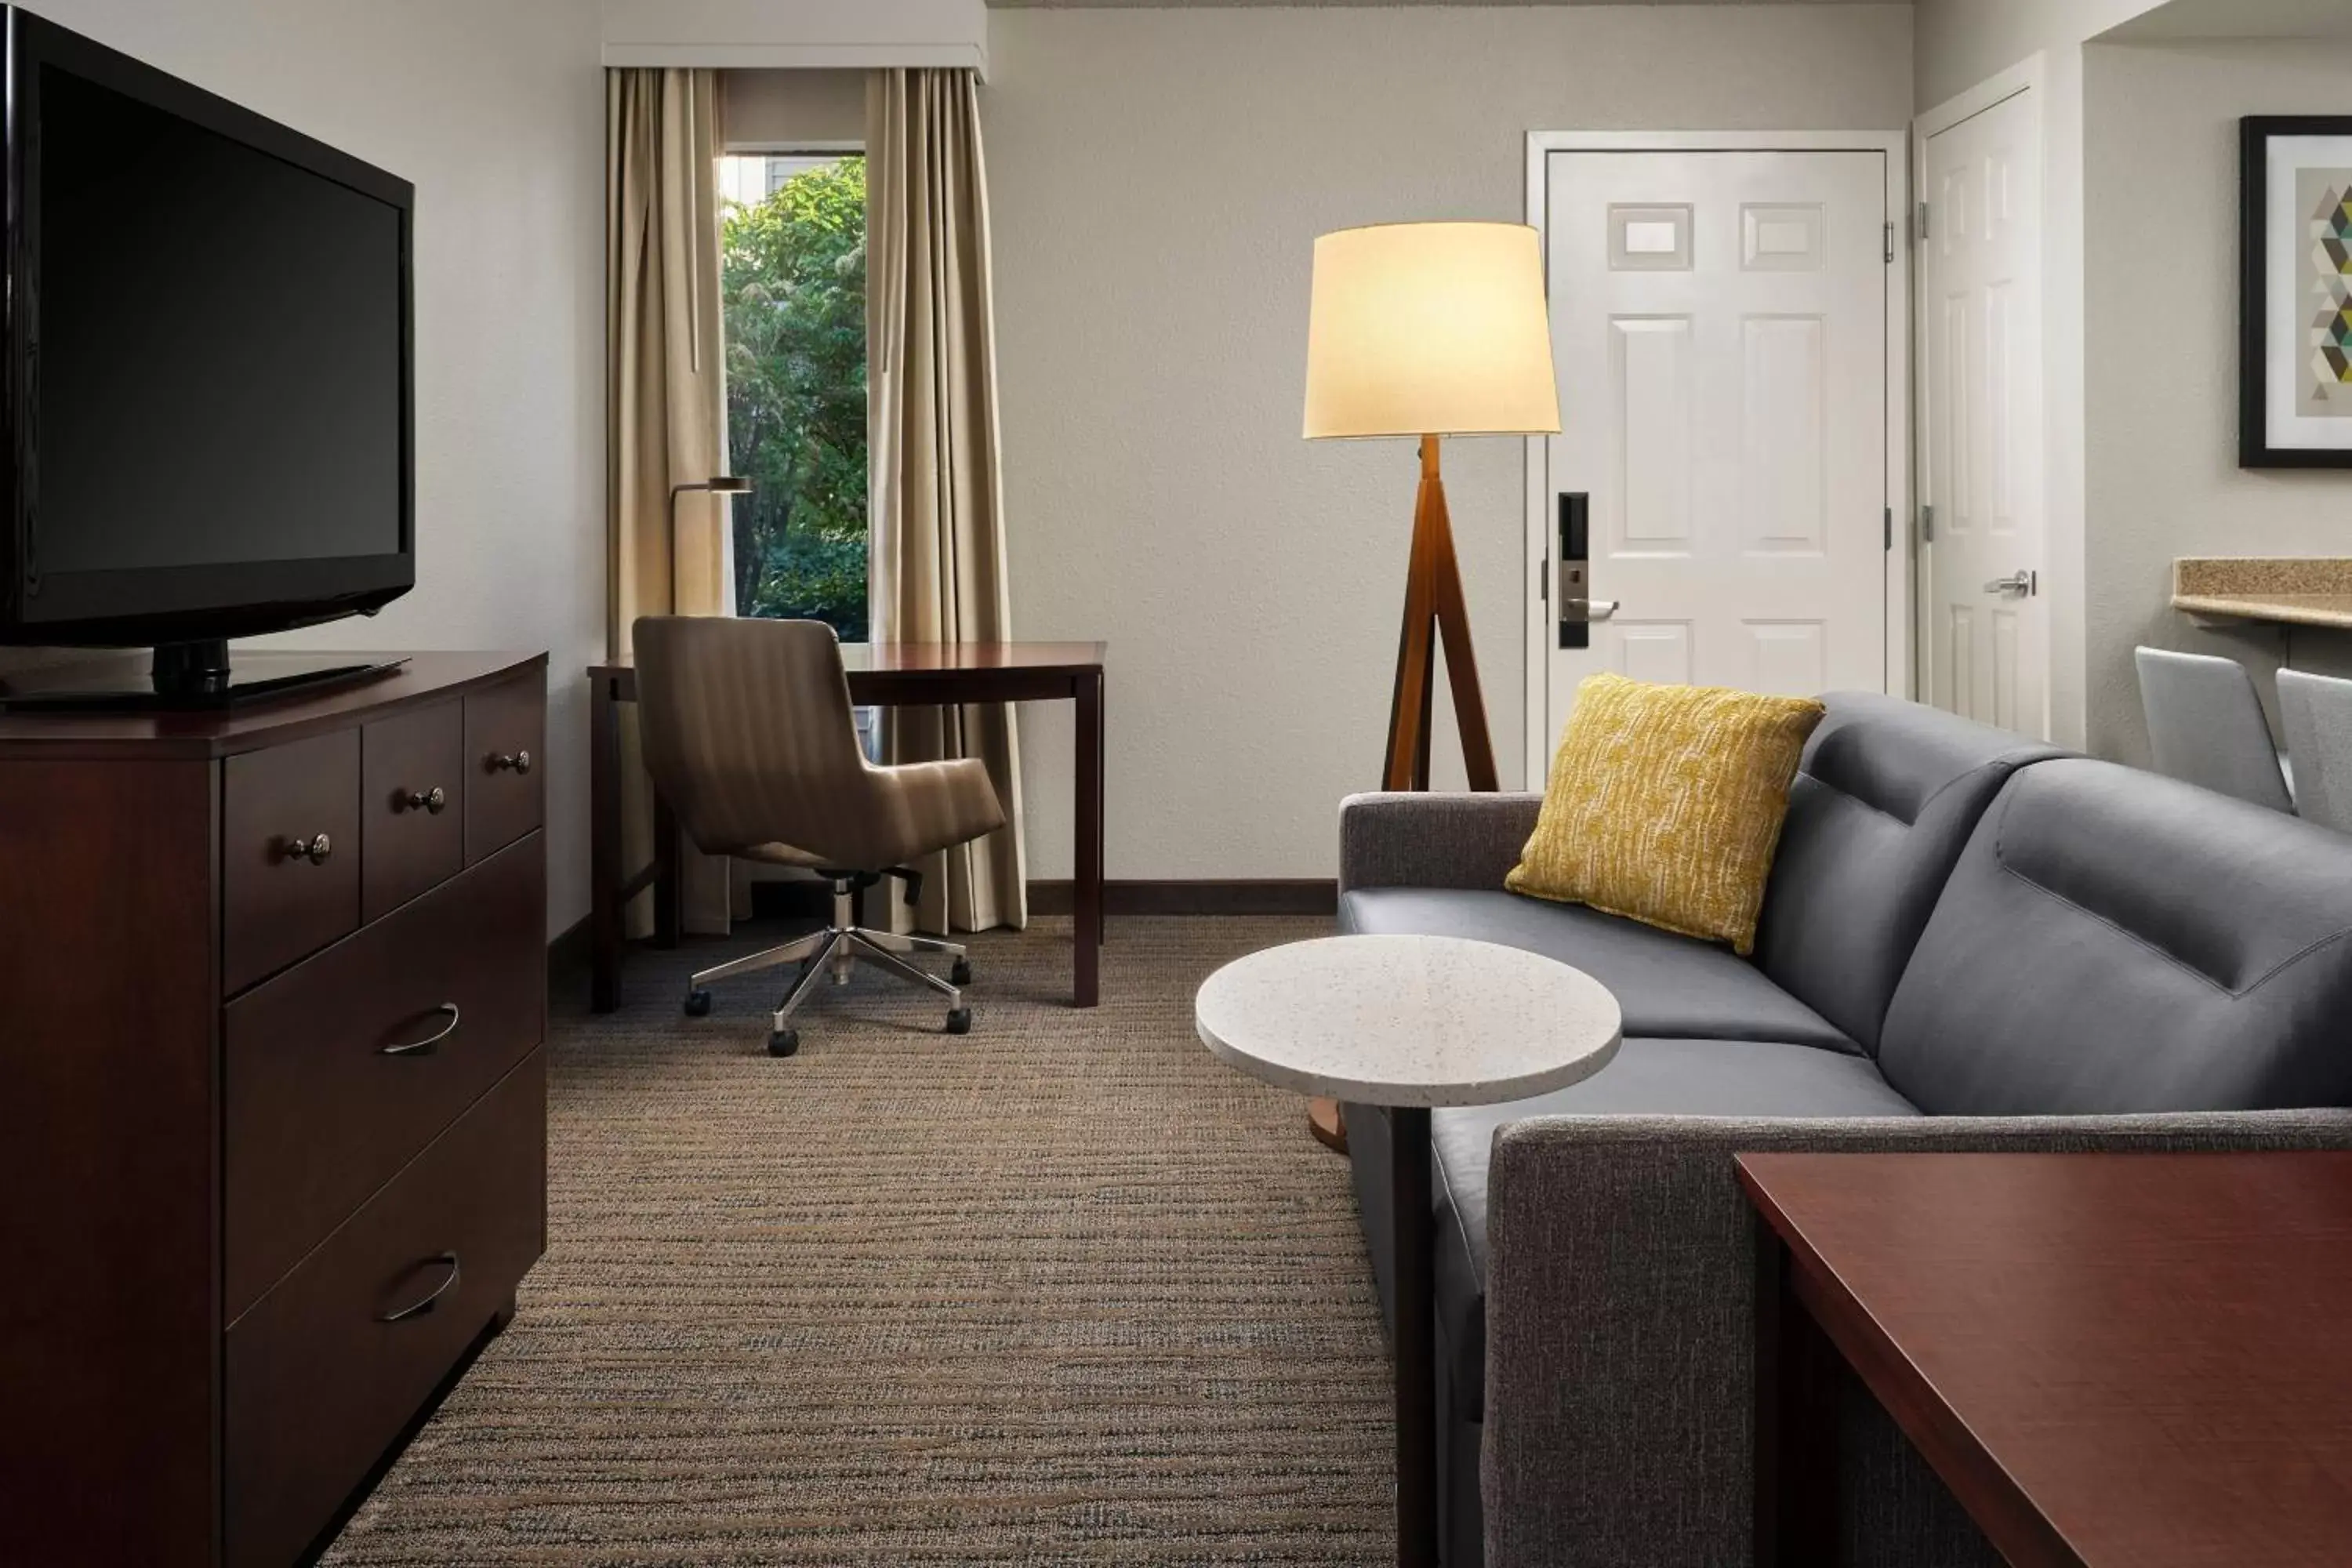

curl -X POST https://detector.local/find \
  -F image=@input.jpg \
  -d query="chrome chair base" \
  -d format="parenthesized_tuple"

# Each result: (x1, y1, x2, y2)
(682, 879, 971, 1051)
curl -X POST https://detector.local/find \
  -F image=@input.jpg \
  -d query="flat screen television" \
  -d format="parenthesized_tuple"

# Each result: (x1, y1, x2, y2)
(0, 7, 414, 706)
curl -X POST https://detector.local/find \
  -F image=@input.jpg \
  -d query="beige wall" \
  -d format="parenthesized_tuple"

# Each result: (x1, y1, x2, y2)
(21, 0, 606, 937)
(2082, 38, 2352, 765)
(983, 4, 1914, 880)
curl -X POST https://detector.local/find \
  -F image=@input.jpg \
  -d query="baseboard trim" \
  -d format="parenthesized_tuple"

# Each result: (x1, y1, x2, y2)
(1027, 879, 1337, 916)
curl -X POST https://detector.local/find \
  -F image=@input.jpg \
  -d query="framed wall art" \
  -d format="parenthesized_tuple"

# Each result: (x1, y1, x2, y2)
(2242, 116, 2352, 469)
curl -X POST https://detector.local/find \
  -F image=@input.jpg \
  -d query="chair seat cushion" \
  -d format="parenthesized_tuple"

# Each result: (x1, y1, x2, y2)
(1349, 1037, 1918, 1426)
(1340, 887, 1856, 1054)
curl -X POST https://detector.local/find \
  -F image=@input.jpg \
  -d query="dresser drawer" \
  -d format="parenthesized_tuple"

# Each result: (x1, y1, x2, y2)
(225, 1050, 545, 1568)
(361, 699, 466, 922)
(465, 673, 543, 863)
(224, 729, 361, 994)
(225, 831, 546, 1316)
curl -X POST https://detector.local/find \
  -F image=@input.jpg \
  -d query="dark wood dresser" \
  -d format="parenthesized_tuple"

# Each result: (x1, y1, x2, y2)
(0, 651, 550, 1568)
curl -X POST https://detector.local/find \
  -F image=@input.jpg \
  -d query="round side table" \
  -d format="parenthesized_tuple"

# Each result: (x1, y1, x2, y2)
(1196, 933, 1622, 1568)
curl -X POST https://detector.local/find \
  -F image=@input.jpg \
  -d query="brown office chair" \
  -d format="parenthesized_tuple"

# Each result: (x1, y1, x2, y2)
(633, 615, 1007, 1056)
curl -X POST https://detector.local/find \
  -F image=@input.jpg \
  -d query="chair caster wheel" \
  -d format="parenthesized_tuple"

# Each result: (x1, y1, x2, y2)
(767, 1028, 800, 1058)
(946, 1007, 972, 1036)
(950, 958, 973, 986)
(684, 989, 713, 1018)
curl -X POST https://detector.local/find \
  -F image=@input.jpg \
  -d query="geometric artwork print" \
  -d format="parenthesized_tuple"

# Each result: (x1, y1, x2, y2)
(2302, 167, 2352, 419)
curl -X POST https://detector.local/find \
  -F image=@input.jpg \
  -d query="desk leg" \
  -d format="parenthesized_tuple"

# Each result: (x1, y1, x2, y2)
(1391, 1105, 1436, 1568)
(653, 793, 681, 949)
(590, 675, 622, 1014)
(1074, 670, 1104, 1007)
(1755, 1220, 1842, 1568)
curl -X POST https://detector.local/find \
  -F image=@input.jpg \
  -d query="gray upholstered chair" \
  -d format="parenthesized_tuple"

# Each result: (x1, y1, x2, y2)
(2134, 644, 2293, 811)
(2278, 666, 2352, 833)
(633, 615, 1006, 1056)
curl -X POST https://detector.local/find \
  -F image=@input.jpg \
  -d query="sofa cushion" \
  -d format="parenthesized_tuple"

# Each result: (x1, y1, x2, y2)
(1751, 691, 2064, 1055)
(1879, 757, 2352, 1116)
(1349, 1037, 1919, 1425)
(1340, 887, 1855, 1054)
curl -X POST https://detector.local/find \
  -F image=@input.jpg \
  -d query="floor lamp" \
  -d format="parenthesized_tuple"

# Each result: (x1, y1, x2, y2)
(1299, 221, 1563, 1149)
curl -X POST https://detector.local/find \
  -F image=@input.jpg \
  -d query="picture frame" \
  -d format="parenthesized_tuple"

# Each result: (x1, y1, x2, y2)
(2241, 115, 2352, 469)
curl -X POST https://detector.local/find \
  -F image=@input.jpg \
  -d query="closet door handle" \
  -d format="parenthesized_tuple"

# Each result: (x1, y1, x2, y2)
(377, 1252, 461, 1323)
(380, 1003, 460, 1058)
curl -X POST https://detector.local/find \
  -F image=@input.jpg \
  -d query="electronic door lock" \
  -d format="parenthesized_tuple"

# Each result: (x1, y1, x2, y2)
(1556, 493, 1617, 648)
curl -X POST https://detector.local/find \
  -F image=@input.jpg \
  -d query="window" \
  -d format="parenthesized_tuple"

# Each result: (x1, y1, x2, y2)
(718, 151, 867, 640)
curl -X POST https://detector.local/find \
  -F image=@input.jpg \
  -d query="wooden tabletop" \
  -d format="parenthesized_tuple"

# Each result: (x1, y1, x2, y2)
(0, 651, 545, 759)
(1740, 1151, 2352, 1567)
(590, 641, 1105, 680)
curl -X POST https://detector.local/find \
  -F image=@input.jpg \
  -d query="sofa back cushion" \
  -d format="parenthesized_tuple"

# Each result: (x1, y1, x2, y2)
(1878, 757, 2352, 1115)
(1751, 692, 2063, 1053)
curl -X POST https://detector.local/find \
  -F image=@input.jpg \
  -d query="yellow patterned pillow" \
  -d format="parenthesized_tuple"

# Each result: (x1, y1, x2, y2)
(1506, 673, 1824, 956)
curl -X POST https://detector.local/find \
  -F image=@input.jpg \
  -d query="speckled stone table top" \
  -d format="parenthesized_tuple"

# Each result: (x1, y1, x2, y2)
(1194, 934, 1623, 1108)
(2174, 558, 2352, 630)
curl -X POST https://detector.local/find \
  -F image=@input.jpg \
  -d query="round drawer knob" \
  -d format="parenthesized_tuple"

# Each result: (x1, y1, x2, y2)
(489, 750, 532, 776)
(403, 786, 448, 815)
(281, 833, 332, 866)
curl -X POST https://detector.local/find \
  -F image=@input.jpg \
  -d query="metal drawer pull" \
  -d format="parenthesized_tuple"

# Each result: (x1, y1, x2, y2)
(401, 786, 448, 815)
(380, 1003, 460, 1058)
(488, 750, 532, 775)
(377, 1252, 461, 1323)
(279, 833, 332, 866)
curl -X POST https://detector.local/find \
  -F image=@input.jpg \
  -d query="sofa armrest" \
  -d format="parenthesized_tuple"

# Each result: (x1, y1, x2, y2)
(1481, 1109, 2352, 1568)
(1337, 790, 1542, 895)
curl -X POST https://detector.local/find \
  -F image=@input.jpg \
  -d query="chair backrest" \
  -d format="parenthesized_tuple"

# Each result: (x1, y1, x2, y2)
(632, 615, 873, 862)
(1878, 757, 2352, 1115)
(2278, 667, 2352, 833)
(2135, 645, 2292, 811)
(1751, 691, 2065, 1054)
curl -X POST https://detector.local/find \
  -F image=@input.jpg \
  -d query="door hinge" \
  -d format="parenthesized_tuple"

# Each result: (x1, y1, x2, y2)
(1921, 503, 1935, 543)
(1916, 201, 1930, 241)
(1883, 221, 1895, 265)
(1884, 506, 1893, 551)
(1538, 557, 1548, 603)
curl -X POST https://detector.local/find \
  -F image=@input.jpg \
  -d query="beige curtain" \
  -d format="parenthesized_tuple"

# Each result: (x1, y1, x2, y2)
(867, 68, 1027, 935)
(608, 67, 735, 937)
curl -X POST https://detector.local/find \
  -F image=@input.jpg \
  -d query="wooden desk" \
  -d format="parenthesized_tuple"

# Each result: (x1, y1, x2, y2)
(1740, 1151, 2352, 1568)
(587, 641, 1105, 1010)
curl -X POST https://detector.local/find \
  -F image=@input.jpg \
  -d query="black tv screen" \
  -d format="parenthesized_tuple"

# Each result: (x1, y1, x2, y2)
(0, 7, 414, 648)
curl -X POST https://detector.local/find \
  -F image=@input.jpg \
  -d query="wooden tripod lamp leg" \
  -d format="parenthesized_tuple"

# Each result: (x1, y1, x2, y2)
(1381, 435, 1498, 793)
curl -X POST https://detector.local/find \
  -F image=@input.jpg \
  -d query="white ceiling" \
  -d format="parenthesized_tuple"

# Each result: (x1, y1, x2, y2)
(2104, 0, 2352, 40)
(988, 1, 1885, 8)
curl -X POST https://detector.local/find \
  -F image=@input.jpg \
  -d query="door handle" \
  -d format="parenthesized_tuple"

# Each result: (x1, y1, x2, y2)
(1558, 493, 1610, 648)
(1983, 570, 2034, 598)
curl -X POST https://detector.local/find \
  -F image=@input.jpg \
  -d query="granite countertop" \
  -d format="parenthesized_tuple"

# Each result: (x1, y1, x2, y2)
(2172, 558, 2352, 630)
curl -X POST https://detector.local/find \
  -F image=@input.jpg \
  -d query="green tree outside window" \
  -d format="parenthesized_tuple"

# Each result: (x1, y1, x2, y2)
(720, 155, 868, 638)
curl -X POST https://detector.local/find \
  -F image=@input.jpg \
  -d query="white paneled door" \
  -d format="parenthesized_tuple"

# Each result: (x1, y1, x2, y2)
(1918, 89, 2045, 736)
(1537, 147, 1894, 757)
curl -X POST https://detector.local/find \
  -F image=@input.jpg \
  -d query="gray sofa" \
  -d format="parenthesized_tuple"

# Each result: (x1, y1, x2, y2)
(1338, 692, 2352, 1568)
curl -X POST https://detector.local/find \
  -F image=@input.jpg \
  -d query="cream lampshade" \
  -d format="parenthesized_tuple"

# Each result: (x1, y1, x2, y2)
(1303, 221, 1561, 440)
(1298, 220, 1560, 815)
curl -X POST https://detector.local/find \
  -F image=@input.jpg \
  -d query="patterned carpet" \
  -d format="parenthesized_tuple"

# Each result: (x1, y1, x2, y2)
(321, 916, 1393, 1566)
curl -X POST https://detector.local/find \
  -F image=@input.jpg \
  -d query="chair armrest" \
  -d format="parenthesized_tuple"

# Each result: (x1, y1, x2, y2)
(1480, 1109, 2352, 1568)
(1337, 790, 1543, 895)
